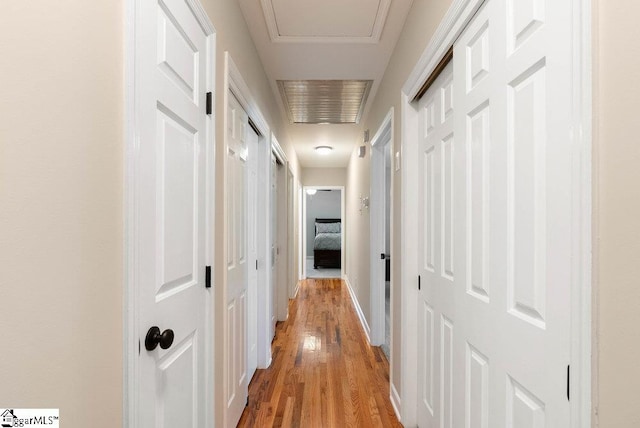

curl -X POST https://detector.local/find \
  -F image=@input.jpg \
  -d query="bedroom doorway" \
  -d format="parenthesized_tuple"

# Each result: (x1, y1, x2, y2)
(302, 186, 345, 279)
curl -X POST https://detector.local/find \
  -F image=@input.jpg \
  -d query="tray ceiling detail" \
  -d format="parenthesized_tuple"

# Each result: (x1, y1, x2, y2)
(261, 0, 391, 43)
(238, 0, 413, 166)
(278, 80, 373, 124)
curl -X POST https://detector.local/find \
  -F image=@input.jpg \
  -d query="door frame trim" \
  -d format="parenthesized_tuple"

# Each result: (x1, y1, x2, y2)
(298, 181, 304, 284)
(124, 1, 216, 427)
(287, 166, 296, 299)
(271, 134, 291, 325)
(369, 108, 397, 418)
(369, 108, 393, 347)
(271, 134, 288, 165)
(399, 0, 592, 425)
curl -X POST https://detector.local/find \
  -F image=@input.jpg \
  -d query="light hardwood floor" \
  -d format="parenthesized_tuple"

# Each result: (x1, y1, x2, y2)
(237, 278, 402, 427)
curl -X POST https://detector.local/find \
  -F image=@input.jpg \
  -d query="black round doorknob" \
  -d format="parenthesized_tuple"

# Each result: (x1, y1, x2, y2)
(145, 326, 175, 351)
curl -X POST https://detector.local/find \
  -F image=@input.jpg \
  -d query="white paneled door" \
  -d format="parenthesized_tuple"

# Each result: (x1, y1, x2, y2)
(247, 125, 259, 383)
(226, 91, 249, 426)
(136, 0, 211, 426)
(417, 61, 457, 428)
(417, 0, 572, 426)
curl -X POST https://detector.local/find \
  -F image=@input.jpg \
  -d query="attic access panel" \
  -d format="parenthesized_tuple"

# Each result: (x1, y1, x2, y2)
(277, 79, 373, 124)
(262, 0, 392, 43)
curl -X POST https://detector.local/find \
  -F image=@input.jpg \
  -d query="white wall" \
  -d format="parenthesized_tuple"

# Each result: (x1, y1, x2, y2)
(305, 190, 342, 256)
(302, 167, 347, 187)
(0, 1, 124, 426)
(345, 149, 372, 325)
(593, 0, 640, 424)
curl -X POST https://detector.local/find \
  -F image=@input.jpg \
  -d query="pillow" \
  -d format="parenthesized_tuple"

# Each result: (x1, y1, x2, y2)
(316, 222, 340, 234)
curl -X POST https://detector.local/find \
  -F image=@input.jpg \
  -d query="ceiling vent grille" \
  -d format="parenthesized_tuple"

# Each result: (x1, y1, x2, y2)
(277, 79, 372, 124)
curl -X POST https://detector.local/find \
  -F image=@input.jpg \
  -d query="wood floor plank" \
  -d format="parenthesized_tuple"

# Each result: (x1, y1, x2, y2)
(280, 396, 294, 428)
(237, 278, 402, 427)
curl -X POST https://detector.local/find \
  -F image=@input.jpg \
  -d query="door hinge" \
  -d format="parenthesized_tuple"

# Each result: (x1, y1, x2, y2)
(567, 365, 570, 401)
(206, 92, 212, 115)
(256, 260, 258, 270)
(418, 274, 421, 290)
(205, 266, 212, 288)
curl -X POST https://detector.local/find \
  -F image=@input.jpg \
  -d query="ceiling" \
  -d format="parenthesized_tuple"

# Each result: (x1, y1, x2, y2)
(238, 0, 413, 167)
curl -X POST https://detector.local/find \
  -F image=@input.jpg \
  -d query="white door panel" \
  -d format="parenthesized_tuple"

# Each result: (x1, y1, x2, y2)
(417, 0, 572, 426)
(226, 91, 249, 426)
(138, 0, 210, 426)
(417, 61, 456, 428)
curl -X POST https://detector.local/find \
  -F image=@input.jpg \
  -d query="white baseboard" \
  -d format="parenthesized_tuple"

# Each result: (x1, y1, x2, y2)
(293, 281, 300, 298)
(390, 382, 402, 423)
(343, 275, 371, 343)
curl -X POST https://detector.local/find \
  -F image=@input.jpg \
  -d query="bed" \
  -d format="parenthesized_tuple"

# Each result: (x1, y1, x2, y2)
(313, 218, 341, 269)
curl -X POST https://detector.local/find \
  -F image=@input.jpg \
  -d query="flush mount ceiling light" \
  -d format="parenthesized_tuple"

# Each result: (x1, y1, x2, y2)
(277, 80, 373, 124)
(315, 145, 333, 155)
(306, 189, 317, 195)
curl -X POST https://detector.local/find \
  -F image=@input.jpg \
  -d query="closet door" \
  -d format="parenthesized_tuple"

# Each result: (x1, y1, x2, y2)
(417, 61, 456, 428)
(417, 0, 573, 425)
(225, 91, 249, 427)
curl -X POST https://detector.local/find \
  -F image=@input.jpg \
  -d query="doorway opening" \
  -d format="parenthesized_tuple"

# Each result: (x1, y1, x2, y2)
(302, 186, 345, 279)
(370, 109, 393, 361)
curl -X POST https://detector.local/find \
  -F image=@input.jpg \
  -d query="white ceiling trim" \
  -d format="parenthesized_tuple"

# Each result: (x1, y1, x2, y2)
(259, 0, 391, 44)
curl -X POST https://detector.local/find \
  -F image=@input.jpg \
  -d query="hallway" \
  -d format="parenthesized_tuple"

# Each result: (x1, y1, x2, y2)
(5, 0, 634, 425)
(238, 279, 401, 427)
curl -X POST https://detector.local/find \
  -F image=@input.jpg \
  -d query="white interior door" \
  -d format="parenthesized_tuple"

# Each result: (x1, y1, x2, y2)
(276, 160, 288, 321)
(137, 0, 210, 426)
(247, 126, 259, 381)
(417, 0, 572, 426)
(417, 61, 456, 428)
(225, 91, 249, 426)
